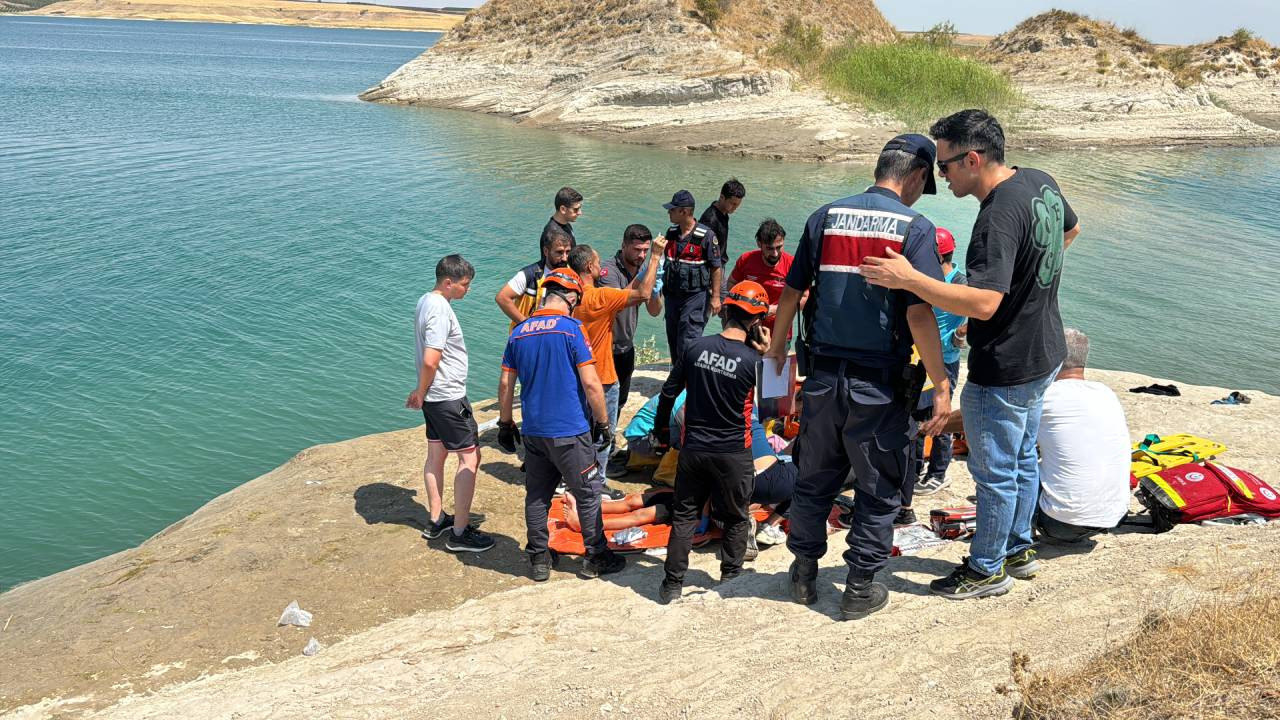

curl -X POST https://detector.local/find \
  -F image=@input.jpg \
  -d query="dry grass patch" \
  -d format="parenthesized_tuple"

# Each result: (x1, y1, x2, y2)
(1008, 572, 1280, 719)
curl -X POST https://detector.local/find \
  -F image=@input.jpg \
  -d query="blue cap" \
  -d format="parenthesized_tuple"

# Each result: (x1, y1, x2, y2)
(663, 189, 696, 210)
(882, 134, 938, 195)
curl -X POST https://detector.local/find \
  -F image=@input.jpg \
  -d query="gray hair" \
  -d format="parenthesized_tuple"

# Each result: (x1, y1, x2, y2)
(1063, 328, 1090, 370)
(873, 148, 930, 186)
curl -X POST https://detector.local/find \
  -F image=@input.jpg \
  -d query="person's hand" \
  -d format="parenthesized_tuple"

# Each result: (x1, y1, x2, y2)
(405, 388, 425, 409)
(709, 295, 722, 316)
(919, 383, 952, 437)
(592, 422, 612, 453)
(749, 324, 772, 353)
(497, 420, 521, 453)
(650, 428, 670, 456)
(860, 247, 918, 290)
(650, 234, 668, 255)
(763, 334, 788, 375)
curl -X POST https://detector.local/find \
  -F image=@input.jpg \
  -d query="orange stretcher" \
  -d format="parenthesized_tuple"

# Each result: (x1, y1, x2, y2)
(546, 496, 772, 555)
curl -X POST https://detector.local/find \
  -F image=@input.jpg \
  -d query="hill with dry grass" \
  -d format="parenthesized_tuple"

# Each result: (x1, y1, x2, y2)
(360, 0, 901, 161)
(364, 5, 1280, 158)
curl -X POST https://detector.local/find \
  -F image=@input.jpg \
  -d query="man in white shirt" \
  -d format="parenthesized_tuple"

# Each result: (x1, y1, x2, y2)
(406, 255, 494, 554)
(1034, 328, 1131, 544)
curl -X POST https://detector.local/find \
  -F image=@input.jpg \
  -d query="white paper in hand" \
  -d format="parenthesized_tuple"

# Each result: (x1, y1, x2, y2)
(759, 355, 794, 399)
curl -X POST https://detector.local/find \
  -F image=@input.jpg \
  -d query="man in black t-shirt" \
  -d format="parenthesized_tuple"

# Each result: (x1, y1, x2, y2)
(699, 178, 745, 267)
(539, 186, 582, 254)
(861, 110, 1081, 601)
(652, 281, 770, 605)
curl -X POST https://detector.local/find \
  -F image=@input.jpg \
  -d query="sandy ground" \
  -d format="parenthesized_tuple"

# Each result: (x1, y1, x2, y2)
(29, 0, 462, 31)
(2, 368, 1277, 718)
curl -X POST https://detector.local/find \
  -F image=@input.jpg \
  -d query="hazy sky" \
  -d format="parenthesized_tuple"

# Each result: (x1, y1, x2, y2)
(416, 1, 1278, 45)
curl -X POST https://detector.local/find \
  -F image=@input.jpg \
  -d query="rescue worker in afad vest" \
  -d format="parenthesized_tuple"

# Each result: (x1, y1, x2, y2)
(496, 267, 626, 583)
(764, 134, 954, 621)
(659, 189, 723, 363)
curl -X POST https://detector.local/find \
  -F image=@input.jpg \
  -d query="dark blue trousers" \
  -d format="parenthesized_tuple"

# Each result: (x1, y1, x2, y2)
(786, 365, 913, 577)
(663, 290, 709, 363)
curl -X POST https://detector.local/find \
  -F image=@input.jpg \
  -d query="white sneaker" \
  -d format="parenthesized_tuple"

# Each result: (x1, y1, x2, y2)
(756, 522, 787, 546)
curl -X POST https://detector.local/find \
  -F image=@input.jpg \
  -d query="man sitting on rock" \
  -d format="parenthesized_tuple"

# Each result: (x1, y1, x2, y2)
(1034, 328, 1131, 545)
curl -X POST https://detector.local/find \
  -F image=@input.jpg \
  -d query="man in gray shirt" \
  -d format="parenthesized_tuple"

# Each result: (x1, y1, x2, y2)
(405, 255, 494, 553)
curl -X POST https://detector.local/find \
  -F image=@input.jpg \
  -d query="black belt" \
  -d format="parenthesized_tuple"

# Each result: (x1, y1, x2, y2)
(810, 355, 897, 384)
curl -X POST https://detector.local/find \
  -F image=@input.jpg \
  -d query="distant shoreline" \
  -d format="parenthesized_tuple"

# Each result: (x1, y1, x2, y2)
(17, 12, 446, 31)
(22, 0, 463, 32)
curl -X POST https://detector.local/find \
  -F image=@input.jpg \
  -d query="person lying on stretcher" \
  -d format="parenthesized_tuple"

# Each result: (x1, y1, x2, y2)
(562, 429, 798, 537)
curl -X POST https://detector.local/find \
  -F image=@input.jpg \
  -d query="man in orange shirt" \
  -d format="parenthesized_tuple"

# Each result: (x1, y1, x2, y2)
(568, 238, 667, 487)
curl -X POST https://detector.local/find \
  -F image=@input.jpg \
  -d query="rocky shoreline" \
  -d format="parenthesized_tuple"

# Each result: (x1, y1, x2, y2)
(359, 3, 1280, 161)
(1, 367, 1276, 717)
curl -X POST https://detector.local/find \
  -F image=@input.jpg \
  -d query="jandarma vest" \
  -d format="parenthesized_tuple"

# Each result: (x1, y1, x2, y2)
(804, 192, 923, 357)
(663, 223, 712, 294)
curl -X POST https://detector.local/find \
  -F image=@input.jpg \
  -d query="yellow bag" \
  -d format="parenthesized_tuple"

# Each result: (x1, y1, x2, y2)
(652, 449, 679, 486)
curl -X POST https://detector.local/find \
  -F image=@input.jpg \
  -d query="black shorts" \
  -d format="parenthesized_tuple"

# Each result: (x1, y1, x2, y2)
(421, 397, 478, 452)
(752, 459, 798, 506)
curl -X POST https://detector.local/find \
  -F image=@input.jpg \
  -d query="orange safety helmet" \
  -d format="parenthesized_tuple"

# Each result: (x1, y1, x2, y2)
(724, 280, 770, 316)
(541, 267, 583, 296)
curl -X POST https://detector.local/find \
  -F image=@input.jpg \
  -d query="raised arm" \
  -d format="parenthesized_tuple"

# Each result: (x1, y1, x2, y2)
(627, 234, 667, 304)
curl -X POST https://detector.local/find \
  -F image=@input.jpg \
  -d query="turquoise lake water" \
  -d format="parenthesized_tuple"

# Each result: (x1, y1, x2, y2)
(2, 17, 1279, 591)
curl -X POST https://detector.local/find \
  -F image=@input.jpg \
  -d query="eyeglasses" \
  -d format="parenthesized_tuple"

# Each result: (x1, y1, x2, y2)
(937, 148, 984, 173)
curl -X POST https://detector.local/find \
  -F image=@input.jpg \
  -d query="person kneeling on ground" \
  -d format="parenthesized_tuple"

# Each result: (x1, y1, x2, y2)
(653, 281, 771, 604)
(496, 268, 626, 582)
(1034, 329, 1130, 544)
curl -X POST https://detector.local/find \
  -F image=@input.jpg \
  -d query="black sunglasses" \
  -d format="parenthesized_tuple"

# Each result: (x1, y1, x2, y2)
(937, 148, 985, 173)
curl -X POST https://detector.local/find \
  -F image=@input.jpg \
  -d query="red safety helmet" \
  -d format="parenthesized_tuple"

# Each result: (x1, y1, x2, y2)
(724, 280, 770, 316)
(541, 267, 583, 296)
(935, 227, 956, 255)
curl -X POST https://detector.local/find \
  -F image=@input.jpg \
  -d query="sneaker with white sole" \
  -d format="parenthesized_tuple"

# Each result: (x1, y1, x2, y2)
(420, 512, 487, 540)
(756, 522, 787, 546)
(929, 559, 1013, 600)
(914, 473, 951, 496)
(1004, 548, 1041, 579)
(444, 526, 496, 553)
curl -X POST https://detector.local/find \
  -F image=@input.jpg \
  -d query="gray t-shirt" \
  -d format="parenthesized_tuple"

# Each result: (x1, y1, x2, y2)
(414, 291, 468, 402)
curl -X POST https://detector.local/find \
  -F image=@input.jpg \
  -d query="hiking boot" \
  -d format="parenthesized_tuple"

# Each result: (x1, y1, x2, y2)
(744, 517, 760, 561)
(657, 580, 681, 605)
(914, 473, 951, 496)
(929, 559, 1013, 600)
(580, 549, 626, 578)
(840, 573, 889, 621)
(789, 557, 819, 606)
(893, 508, 918, 527)
(1004, 548, 1041, 580)
(721, 568, 751, 583)
(421, 511, 487, 540)
(444, 526, 495, 554)
(529, 549, 559, 582)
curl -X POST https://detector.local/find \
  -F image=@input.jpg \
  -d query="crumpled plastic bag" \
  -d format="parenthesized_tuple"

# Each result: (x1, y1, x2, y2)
(277, 600, 313, 628)
(303, 637, 322, 656)
(612, 527, 647, 546)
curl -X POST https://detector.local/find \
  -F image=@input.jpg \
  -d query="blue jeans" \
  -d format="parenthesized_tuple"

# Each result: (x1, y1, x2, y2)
(597, 382, 620, 473)
(963, 367, 1059, 576)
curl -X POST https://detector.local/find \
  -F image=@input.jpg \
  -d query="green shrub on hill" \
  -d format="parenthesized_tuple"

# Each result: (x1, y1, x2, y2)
(822, 40, 1021, 127)
(771, 18, 1019, 128)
